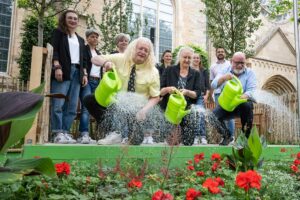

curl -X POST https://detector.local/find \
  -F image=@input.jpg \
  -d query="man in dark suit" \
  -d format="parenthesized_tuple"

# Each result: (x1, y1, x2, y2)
(77, 28, 102, 144)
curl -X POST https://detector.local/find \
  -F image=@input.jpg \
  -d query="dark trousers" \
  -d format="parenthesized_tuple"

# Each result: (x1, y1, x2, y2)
(83, 94, 144, 145)
(213, 102, 254, 138)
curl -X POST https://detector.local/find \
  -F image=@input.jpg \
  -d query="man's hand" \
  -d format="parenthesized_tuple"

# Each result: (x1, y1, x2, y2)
(103, 61, 113, 72)
(240, 94, 249, 100)
(55, 69, 63, 82)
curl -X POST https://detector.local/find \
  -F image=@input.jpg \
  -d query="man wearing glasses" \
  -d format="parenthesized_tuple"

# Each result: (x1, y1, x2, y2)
(211, 52, 257, 145)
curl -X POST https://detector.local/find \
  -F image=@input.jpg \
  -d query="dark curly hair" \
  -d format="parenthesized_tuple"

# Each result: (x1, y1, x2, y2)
(58, 10, 78, 36)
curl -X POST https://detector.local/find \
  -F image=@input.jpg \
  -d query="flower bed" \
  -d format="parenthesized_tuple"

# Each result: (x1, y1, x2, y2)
(1, 150, 300, 200)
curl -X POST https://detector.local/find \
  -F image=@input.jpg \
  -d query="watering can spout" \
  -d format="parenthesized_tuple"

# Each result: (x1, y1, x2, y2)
(177, 109, 190, 122)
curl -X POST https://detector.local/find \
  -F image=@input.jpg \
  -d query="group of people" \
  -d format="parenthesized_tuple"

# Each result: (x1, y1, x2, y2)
(50, 10, 257, 146)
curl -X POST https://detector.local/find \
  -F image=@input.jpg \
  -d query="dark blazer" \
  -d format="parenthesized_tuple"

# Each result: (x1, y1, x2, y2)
(51, 28, 87, 81)
(156, 63, 166, 79)
(85, 45, 101, 77)
(199, 68, 210, 95)
(160, 64, 202, 110)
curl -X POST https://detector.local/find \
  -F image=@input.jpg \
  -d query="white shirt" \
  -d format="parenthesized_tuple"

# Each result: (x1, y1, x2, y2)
(89, 49, 101, 77)
(68, 34, 80, 64)
(209, 60, 231, 94)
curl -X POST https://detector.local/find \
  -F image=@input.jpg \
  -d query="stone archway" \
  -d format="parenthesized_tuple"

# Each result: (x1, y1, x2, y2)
(262, 75, 296, 95)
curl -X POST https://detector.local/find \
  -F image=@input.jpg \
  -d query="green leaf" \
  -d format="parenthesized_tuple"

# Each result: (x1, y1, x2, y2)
(0, 172, 23, 183)
(0, 83, 44, 153)
(247, 126, 262, 165)
(4, 157, 56, 178)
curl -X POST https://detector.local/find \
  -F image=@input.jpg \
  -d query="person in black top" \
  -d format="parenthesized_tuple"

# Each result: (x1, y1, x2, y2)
(156, 49, 172, 79)
(50, 10, 87, 144)
(77, 28, 102, 144)
(160, 46, 202, 146)
(110, 33, 131, 54)
(191, 52, 210, 145)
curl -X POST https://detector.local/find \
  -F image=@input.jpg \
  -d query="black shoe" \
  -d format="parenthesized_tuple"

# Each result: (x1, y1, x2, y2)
(219, 135, 231, 146)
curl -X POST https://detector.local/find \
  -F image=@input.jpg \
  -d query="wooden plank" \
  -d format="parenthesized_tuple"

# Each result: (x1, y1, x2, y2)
(39, 44, 53, 143)
(24, 46, 44, 145)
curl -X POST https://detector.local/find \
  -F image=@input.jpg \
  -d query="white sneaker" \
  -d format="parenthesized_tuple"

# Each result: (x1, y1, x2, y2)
(193, 136, 200, 145)
(201, 137, 208, 145)
(78, 135, 96, 144)
(121, 137, 128, 144)
(64, 134, 76, 144)
(228, 137, 235, 145)
(142, 136, 155, 144)
(54, 133, 68, 144)
(97, 132, 121, 145)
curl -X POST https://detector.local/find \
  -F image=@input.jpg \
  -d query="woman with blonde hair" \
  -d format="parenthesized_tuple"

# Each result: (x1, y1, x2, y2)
(83, 37, 160, 145)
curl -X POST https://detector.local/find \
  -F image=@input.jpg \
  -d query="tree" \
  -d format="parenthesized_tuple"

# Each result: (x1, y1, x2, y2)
(87, 0, 140, 53)
(202, 0, 262, 57)
(17, 15, 57, 81)
(17, 0, 91, 47)
(266, 0, 293, 19)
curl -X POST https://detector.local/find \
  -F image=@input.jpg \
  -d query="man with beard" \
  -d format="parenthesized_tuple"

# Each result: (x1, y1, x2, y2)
(209, 47, 235, 145)
(211, 52, 257, 145)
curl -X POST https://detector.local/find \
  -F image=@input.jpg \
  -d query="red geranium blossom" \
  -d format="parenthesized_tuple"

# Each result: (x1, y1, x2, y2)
(55, 162, 70, 176)
(196, 171, 205, 177)
(211, 153, 221, 162)
(235, 170, 262, 192)
(215, 177, 225, 187)
(187, 165, 195, 171)
(202, 178, 222, 194)
(188, 160, 193, 165)
(186, 188, 201, 200)
(297, 152, 300, 159)
(211, 162, 219, 172)
(294, 159, 300, 166)
(291, 164, 299, 173)
(152, 190, 174, 200)
(127, 178, 142, 188)
(194, 153, 205, 164)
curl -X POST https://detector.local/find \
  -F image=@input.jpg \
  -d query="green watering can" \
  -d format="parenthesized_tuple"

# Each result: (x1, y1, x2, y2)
(218, 75, 247, 112)
(165, 90, 191, 125)
(95, 67, 122, 107)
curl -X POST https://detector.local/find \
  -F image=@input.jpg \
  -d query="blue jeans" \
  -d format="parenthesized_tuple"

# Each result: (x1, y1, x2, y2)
(51, 65, 81, 135)
(79, 79, 99, 136)
(214, 93, 235, 137)
(195, 96, 206, 138)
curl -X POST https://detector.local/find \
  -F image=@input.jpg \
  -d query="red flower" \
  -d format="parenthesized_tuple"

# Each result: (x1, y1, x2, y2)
(235, 170, 262, 192)
(55, 162, 70, 176)
(280, 148, 287, 152)
(186, 188, 201, 200)
(194, 153, 204, 164)
(202, 178, 221, 194)
(187, 165, 195, 171)
(215, 177, 225, 187)
(127, 178, 142, 189)
(297, 152, 300, 159)
(152, 190, 174, 200)
(294, 159, 300, 166)
(211, 153, 221, 162)
(188, 160, 193, 165)
(291, 164, 299, 173)
(196, 171, 205, 177)
(211, 162, 219, 172)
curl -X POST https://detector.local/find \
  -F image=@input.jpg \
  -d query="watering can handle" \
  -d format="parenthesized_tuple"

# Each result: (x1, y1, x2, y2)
(232, 75, 243, 87)
(174, 89, 184, 97)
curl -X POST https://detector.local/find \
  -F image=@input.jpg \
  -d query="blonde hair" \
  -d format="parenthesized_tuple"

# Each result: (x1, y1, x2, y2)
(175, 46, 194, 65)
(122, 37, 156, 74)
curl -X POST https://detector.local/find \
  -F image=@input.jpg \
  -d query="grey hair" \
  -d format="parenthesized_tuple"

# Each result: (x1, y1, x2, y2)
(175, 46, 194, 65)
(115, 33, 131, 45)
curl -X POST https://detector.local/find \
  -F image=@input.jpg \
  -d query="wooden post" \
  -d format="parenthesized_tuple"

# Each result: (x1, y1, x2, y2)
(38, 44, 53, 143)
(24, 46, 44, 144)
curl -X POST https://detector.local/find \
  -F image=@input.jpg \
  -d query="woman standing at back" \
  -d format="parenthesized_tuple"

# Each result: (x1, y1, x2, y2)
(50, 10, 88, 144)
(191, 52, 210, 145)
(156, 50, 172, 79)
